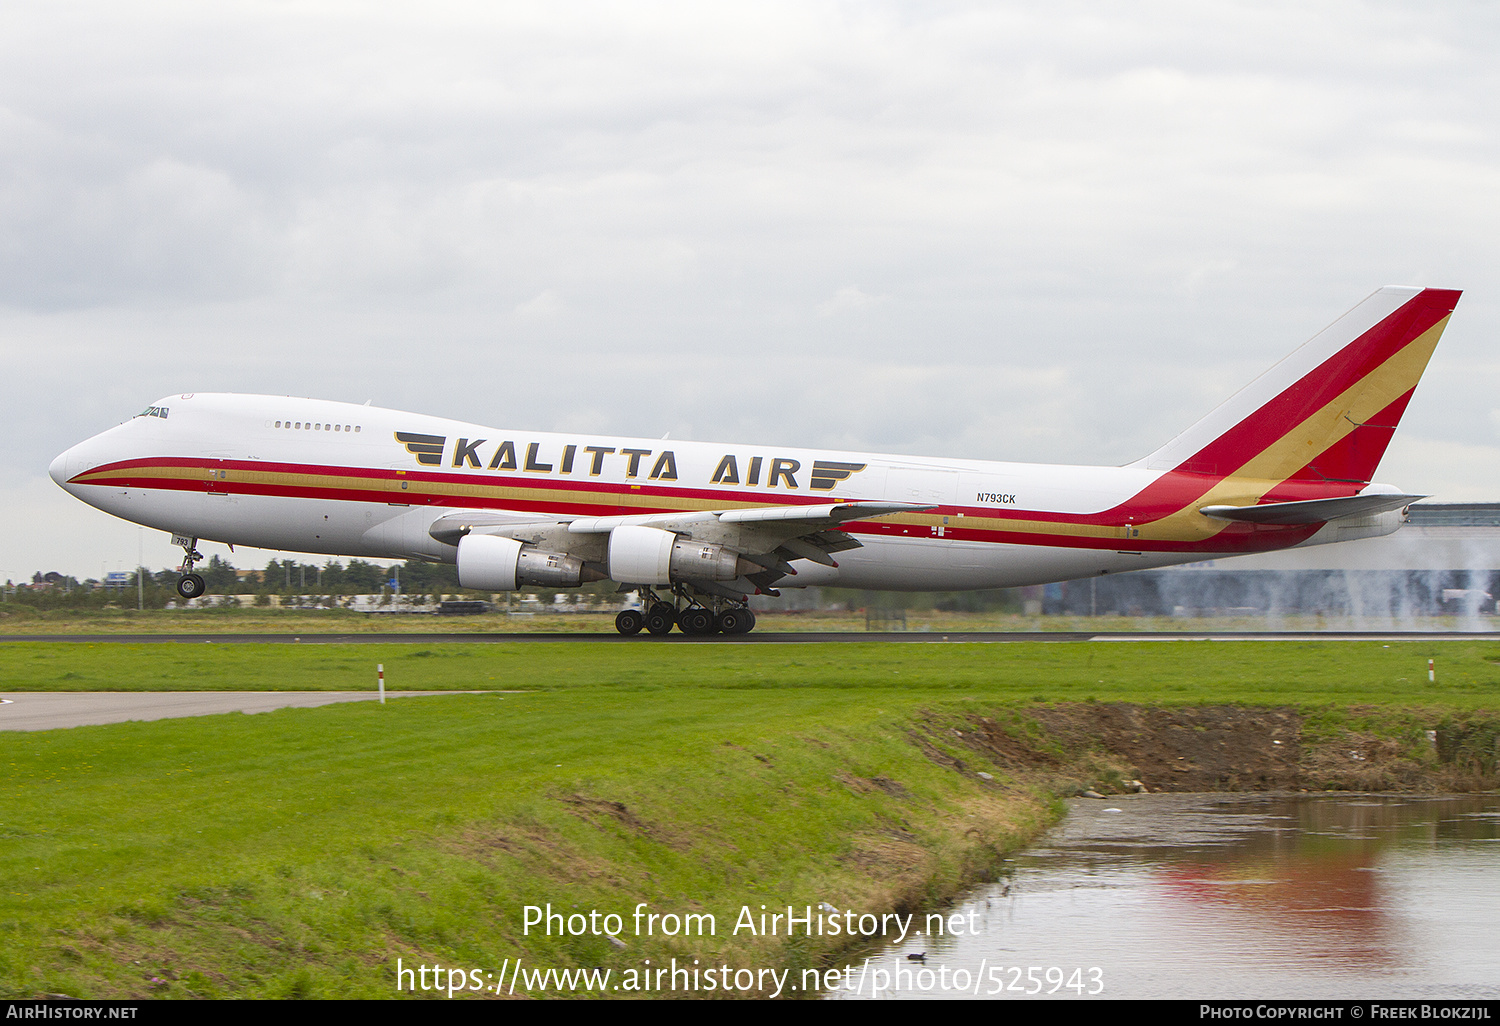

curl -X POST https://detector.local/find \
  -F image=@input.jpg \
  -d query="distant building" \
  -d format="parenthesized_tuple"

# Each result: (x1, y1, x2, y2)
(1044, 503, 1499, 619)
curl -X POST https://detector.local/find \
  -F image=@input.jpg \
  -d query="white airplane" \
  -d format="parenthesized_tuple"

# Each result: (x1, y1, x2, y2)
(51, 286, 1460, 635)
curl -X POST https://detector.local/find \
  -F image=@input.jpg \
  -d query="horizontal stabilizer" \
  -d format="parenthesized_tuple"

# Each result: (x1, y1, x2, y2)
(1199, 493, 1425, 526)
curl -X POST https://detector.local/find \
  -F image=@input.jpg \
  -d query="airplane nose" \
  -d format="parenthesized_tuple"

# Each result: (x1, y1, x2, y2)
(49, 448, 72, 488)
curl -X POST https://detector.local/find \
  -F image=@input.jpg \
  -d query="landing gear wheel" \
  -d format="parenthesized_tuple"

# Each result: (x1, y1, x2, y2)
(679, 607, 716, 635)
(649, 601, 675, 620)
(615, 609, 644, 636)
(176, 573, 206, 600)
(645, 608, 675, 635)
(716, 607, 754, 634)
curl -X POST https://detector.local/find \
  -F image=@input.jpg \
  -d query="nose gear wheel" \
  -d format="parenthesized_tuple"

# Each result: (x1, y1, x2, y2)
(175, 536, 208, 600)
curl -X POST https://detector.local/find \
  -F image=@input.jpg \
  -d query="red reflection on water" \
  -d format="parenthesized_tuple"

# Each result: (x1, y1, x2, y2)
(1143, 796, 1435, 969)
(1155, 852, 1395, 966)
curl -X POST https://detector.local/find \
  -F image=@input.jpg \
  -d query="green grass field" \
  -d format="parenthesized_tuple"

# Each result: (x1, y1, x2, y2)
(2, 638, 1497, 704)
(2, 639, 1497, 999)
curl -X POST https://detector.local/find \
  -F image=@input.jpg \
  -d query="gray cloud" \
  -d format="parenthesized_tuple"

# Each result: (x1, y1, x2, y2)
(5, 1, 1498, 577)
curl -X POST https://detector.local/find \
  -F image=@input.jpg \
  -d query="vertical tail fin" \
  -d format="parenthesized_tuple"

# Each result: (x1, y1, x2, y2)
(1133, 286, 1460, 485)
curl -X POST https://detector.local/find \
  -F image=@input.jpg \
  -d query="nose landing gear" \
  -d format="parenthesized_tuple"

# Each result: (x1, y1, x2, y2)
(174, 535, 208, 600)
(176, 573, 207, 599)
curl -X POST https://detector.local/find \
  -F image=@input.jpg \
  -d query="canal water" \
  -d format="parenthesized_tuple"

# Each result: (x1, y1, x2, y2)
(830, 793, 1500, 1000)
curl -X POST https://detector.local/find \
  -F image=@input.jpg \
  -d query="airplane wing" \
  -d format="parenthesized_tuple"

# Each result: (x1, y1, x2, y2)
(427, 500, 934, 594)
(427, 500, 928, 543)
(426, 509, 571, 545)
(564, 500, 930, 532)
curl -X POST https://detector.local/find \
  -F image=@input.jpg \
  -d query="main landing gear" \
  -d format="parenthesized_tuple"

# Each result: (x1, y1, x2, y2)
(175, 536, 207, 600)
(613, 587, 757, 637)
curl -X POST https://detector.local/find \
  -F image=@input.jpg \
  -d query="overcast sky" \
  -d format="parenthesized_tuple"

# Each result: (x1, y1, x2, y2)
(5, 1, 1497, 581)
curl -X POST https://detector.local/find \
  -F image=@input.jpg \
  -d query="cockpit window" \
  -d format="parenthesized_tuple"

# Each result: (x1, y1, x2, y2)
(135, 406, 169, 419)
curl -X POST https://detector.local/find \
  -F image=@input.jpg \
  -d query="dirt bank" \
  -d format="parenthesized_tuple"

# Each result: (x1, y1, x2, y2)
(957, 704, 1500, 793)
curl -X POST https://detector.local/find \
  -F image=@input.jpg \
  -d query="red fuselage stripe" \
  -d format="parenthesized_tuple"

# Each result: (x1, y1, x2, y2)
(74, 456, 1325, 554)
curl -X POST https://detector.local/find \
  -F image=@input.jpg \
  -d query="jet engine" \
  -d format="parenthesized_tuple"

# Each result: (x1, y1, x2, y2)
(607, 524, 748, 584)
(456, 533, 599, 590)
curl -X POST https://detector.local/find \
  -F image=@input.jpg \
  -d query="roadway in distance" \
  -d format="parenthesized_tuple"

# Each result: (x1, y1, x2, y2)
(0, 691, 480, 732)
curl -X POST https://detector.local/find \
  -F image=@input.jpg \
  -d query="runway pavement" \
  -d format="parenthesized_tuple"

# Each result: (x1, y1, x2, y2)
(0, 631, 1494, 644)
(0, 691, 472, 732)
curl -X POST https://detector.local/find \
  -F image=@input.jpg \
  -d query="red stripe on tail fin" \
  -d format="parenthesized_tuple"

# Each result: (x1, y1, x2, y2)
(1287, 386, 1416, 484)
(1134, 287, 1460, 485)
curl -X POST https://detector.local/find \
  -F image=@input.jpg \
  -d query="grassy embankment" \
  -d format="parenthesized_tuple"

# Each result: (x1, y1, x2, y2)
(2, 640, 1498, 999)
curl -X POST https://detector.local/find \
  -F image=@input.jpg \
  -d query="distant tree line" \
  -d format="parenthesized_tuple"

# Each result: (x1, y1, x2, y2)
(4, 561, 1028, 613)
(1, 556, 484, 610)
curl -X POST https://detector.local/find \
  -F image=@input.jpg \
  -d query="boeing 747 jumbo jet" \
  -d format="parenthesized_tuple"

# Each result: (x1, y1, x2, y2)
(51, 286, 1460, 635)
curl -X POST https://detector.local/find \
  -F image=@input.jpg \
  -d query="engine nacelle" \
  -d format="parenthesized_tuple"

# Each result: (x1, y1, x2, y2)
(607, 524, 744, 584)
(608, 525, 674, 584)
(669, 538, 743, 582)
(457, 533, 590, 590)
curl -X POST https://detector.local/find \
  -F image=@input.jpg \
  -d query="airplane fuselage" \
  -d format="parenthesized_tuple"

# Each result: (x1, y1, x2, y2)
(50, 391, 1400, 593)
